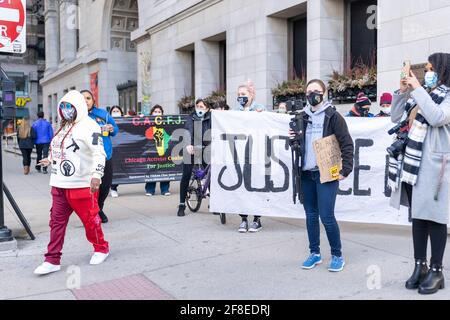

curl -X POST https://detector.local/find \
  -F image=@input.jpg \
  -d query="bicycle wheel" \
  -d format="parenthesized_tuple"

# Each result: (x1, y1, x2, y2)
(220, 213, 226, 225)
(186, 180, 202, 212)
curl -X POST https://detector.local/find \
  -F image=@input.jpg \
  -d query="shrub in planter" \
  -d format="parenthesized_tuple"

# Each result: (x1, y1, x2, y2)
(272, 79, 306, 106)
(205, 90, 227, 108)
(177, 95, 195, 114)
(327, 63, 377, 103)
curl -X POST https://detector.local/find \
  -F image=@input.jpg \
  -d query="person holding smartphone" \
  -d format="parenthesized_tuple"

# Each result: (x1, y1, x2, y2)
(389, 53, 450, 295)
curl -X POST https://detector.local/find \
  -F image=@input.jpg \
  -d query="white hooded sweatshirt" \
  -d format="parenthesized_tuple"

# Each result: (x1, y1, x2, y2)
(49, 91, 106, 189)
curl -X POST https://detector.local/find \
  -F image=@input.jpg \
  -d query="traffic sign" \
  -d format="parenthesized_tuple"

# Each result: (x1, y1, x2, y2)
(0, 0, 26, 54)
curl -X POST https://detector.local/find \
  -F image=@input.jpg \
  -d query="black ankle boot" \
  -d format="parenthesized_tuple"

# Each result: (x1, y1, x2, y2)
(418, 264, 445, 295)
(98, 210, 108, 224)
(405, 259, 428, 289)
(177, 204, 186, 217)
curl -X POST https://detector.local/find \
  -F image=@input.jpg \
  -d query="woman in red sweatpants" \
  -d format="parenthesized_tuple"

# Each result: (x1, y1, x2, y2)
(34, 90, 110, 275)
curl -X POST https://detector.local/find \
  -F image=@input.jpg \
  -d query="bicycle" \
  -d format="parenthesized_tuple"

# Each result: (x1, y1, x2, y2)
(186, 163, 226, 225)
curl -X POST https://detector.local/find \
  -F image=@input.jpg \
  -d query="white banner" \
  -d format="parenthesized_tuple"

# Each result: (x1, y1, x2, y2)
(210, 110, 409, 226)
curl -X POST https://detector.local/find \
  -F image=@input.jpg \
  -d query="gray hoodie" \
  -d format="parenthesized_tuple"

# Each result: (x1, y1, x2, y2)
(302, 101, 332, 171)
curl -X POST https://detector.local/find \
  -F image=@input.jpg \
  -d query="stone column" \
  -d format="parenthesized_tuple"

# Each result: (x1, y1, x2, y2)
(44, 0, 59, 73)
(307, 0, 345, 81)
(59, 0, 77, 63)
(195, 40, 220, 99)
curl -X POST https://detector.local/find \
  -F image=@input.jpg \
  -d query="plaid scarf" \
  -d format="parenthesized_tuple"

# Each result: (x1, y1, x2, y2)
(388, 85, 450, 190)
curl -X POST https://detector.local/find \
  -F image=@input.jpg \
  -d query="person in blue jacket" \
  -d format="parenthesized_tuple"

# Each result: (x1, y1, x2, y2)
(345, 92, 375, 117)
(32, 111, 54, 174)
(81, 90, 119, 223)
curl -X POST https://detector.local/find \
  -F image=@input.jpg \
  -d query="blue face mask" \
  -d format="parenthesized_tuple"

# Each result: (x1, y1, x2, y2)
(424, 71, 438, 88)
(59, 102, 76, 120)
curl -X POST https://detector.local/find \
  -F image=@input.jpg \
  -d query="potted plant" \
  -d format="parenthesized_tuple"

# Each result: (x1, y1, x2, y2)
(271, 78, 306, 107)
(205, 90, 227, 108)
(327, 62, 377, 103)
(177, 95, 195, 114)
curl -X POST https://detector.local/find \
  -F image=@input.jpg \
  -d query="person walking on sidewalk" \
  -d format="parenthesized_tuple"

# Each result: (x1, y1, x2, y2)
(33, 90, 109, 276)
(17, 118, 36, 175)
(177, 99, 211, 217)
(233, 80, 266, 233)
(145, 105, 171, 196)
(389, 53, 450, 295)
(289, 79, 354, 273)
(32, 111, 53, 174)
(81, 90, 119, 223)
(109, 105, 123, 198)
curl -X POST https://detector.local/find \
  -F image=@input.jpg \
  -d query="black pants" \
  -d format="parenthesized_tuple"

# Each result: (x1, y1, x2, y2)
(99, 159, 113, 212)
(405, 183, 448, 265)
(20, 148, 32, 166)
(179, 154, 208, 204)
(111, 184, 118, 191)
(35, 143, 50, 170)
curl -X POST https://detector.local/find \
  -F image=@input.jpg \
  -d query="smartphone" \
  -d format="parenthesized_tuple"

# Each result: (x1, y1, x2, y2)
(401, 60, 411, 79)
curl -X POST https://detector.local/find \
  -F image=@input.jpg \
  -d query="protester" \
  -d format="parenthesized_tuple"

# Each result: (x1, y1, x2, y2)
(32, 112, 54, 174)
(81, 90, 119, 224)
(346, 92, 375, 117)
(289, 79, 354, 272)
(145, 105, 171, 196)
(376, 93, 392, 117)
(389, 52, 450, 295)
(212, 101, 229, 111)
(177, 99, 211, 217)
(234, 80, 266, 233)
(33, 90, 109, 275)
(277, 102, 288, 114)
(109, 106, 123, 198)
(17, 118, 36, 175)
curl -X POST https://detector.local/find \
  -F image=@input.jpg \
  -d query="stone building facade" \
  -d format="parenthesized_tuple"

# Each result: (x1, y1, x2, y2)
(41, 0, 139, 124)
(0, 0, 45, 120)
(42, 0, 450, 116)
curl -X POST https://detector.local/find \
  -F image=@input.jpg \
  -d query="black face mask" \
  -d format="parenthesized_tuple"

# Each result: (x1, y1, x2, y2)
(237, 96, 249, 107)
(306, 92, 324, 107)
(358, 106, 369, 117)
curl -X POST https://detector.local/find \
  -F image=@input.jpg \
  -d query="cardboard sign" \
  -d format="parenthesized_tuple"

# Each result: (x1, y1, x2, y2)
(313, 134, 342, 184)
(0, 0, 26, 53)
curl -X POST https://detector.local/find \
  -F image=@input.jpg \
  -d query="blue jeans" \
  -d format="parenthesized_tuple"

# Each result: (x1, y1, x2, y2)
(145, 182, 170, 195)
(301, 170, 342, 257)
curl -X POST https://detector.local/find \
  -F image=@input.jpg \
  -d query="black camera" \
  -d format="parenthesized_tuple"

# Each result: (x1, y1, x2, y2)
(287, 99, 306, 113)
(387, 119, 409, 159)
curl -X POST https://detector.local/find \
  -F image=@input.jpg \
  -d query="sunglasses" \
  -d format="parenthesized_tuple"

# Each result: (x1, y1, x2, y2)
(59, 102, 74, 110)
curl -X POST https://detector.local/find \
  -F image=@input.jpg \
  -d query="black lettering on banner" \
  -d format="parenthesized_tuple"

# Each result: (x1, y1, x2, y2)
(243, 135, 268, 192)
(92, 133, 101, 146)
(384, 154, 392, 197)
(353, 138, 373, 196)
(218, 134, 246, 191)
(268, 136, 290, 193)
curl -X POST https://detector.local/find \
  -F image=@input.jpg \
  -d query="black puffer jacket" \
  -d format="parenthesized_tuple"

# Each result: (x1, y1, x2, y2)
(298, 106, 354, 177)
(184, 111, 211, 147)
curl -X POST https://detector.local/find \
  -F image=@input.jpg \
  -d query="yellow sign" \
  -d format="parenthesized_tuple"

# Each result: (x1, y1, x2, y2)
(16, 97, 31, 107)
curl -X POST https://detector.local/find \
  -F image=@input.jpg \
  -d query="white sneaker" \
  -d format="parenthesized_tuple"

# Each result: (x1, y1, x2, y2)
(90, 252, 110, 265)
(34, 262, 61, 275)
(110, 190, 119, 198)
(163, 192, 171, 196)
(146, 193, 154, 197)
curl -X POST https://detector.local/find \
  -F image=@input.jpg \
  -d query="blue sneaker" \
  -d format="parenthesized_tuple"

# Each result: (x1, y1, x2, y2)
(301, 254, 322, 269)
(328, 256, 345, 272)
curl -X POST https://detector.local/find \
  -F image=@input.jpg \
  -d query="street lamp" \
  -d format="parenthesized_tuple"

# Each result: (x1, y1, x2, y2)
(0, 66, 15, 242)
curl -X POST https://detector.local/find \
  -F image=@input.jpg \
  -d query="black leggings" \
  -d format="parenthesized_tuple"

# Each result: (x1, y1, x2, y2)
(20, 148, 32, 166)
(405, 183, 448, 265)
(99, 159, 113, 212)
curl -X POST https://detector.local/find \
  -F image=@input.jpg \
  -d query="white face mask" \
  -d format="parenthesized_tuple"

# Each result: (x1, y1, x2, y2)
(111, 111, 122, 118)
(381, 106, 391, 114)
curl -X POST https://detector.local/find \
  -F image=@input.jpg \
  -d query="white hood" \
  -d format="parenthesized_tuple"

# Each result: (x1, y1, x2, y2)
(58, 90, 88, 123)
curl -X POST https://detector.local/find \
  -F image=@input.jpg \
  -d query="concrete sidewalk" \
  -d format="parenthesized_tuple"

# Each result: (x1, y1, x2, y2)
(0, 150, 449, 300)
